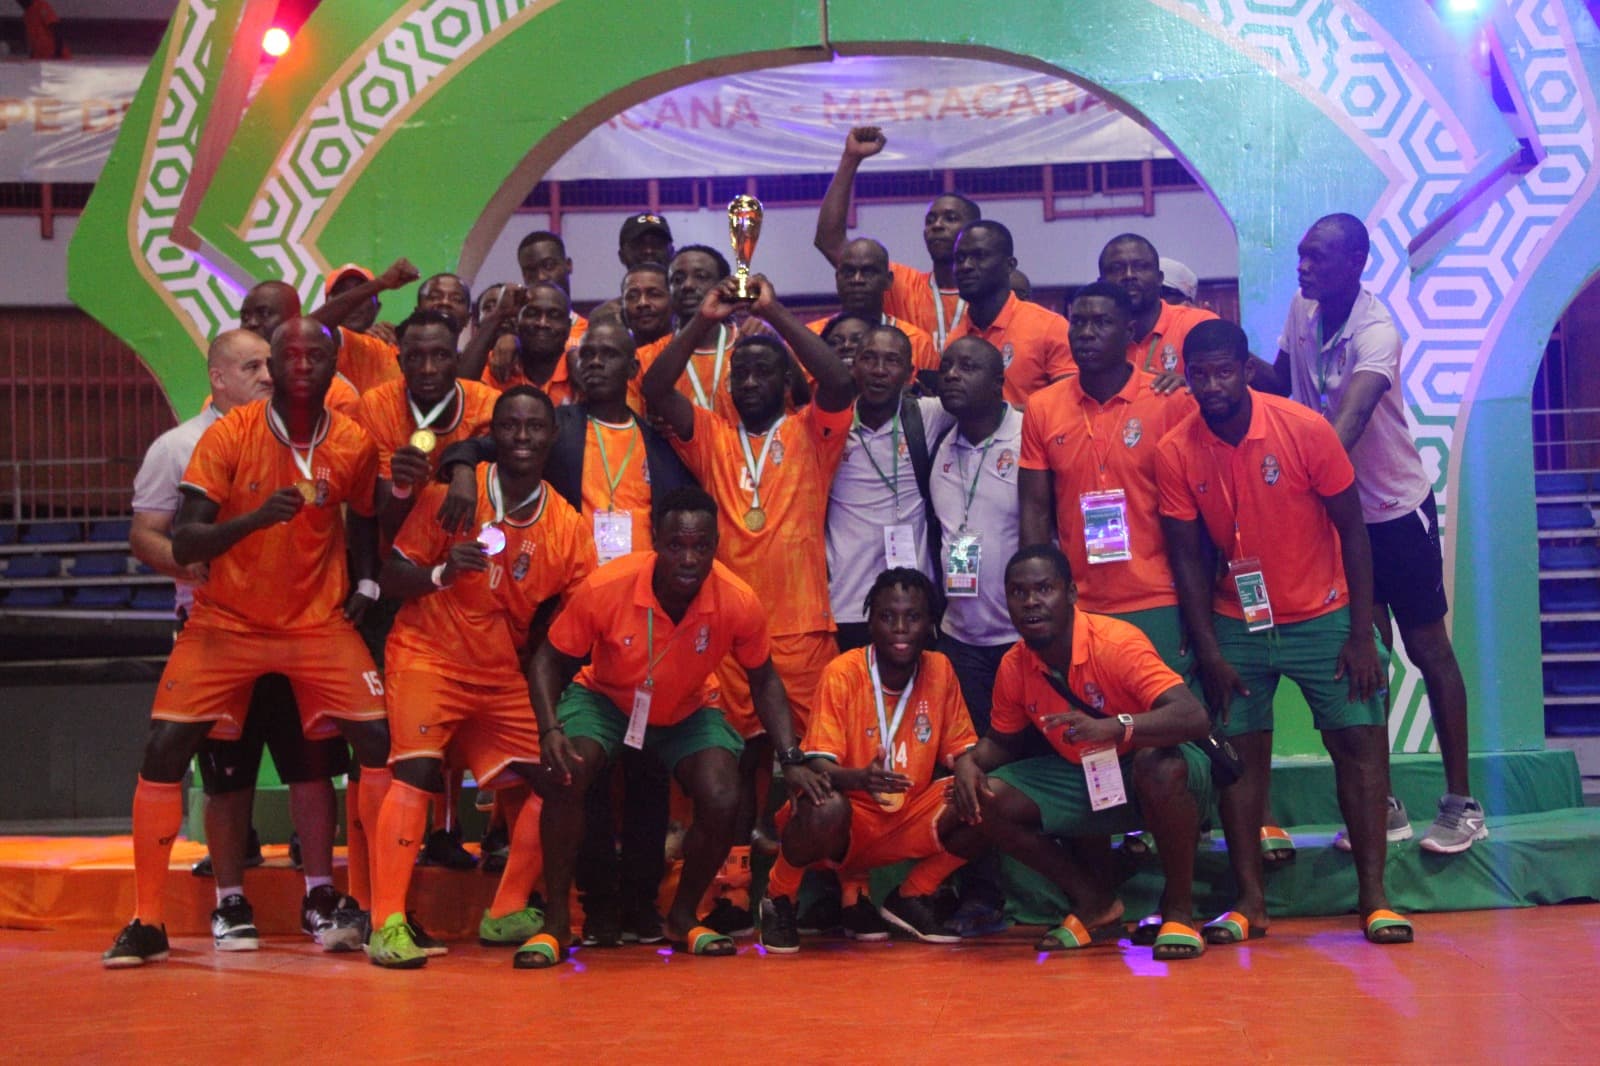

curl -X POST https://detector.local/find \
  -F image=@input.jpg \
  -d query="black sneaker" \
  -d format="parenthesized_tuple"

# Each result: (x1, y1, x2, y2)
(703, 897, 755, 938)
(797, 894, 843, 936)
(211, 894, 260, 952)
(479, 824, 509, 875)
(841, 898, 890, 942)
(879, 888, 961, 944)
(102, 919, 170, 968)
(758, 896, 800, 954)
(621, 900, 665, 945)
(289, 831, 303, 871)
(191, 828, 264, 878)
(418, 827, 478, 870)
(406, 912, 449, 957)
(302, 884, 363, 953)
(581, 898, 623, 948)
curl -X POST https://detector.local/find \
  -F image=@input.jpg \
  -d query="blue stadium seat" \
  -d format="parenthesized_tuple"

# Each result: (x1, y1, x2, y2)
(1538, 504, 1597, 530)
(72, 586, 133, 608)
(130, 586, 176, 613)
(0, 525, 15, 546)
(1545, 663, 1600, 695)
(1536, 472, 1589, 495)
(1546, 706, 1600, 736)
(1541, 581, 1600, 612)
(21, 521, 80, 544)
(1542, 622, 1600, 653)
(3, 587, 66, 607)
(1541, 544, 1600, 570)
(5, 554, 62, 579)
(88, 519, 133, 542)
(70, 554, 129, 577)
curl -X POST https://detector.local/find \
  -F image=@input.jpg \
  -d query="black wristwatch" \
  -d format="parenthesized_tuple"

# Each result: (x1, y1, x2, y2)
(776, 746, 808, 768)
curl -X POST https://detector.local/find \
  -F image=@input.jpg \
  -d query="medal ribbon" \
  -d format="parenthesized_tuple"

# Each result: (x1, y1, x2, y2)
(487, 464, 546, 526)
(267, 405, 325, 484)
(930, 277, 967, 351)
(590, 416, 641, 511)
(737, 414, 787, 513)
(684, 324, 730, 409)
(868, 646, 917, 770)
(407, 384, 458, 432)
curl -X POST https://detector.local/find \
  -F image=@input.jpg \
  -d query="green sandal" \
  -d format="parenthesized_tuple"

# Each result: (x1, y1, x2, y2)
(1151, 921, 1205, 961)
(1036, 914, 1122, 952)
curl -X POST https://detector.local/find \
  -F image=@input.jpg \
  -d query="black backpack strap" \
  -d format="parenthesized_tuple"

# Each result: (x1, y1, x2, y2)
(1042, 667, 1109, 719)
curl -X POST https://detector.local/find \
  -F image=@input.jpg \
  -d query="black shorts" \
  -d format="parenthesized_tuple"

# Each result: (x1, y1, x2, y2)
(1369, 491, 1449, 628)
(194, 673, 350, 796)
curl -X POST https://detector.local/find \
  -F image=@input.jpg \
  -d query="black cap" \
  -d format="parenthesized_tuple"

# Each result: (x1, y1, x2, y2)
(620, 213, 672, 245)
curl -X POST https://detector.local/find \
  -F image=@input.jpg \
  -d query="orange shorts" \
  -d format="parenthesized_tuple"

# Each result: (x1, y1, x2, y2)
(775, 784, 951, 872)
(714, 630, 838, 740)
(386, 668, 540, 789)
(151, 622, 384, 741)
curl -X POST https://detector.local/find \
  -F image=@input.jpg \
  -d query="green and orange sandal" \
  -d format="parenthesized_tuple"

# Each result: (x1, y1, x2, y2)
(671, 924, 737, 956)
(1363, 909, 1415, 945)
(512, 933, 568, 969)
(1202, 910, 1267, 946)
(1260, 824, 1296, 865)
(1036, 914, 1123, 952)
(1151, 921, 1206, 961)
(1131, 913, 1164, 946)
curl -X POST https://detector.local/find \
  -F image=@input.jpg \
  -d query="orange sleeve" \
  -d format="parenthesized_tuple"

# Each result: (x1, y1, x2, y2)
(933, 657, 980, 763)
(546, 583, 597, 660)
(391, 483, 452, 566)
(882, 262, 929, 324)
(1155, 434, 1199, 521)
(802, 657, 851, 761)
(1019, 394, 1052, 470)
(988, 651, 1032, 737)
(338, 328, 401, 394)
(179, 413, 240, 504)
(805, 401, 854, 475)
(559, 509, 599, 600)
(345, 428, 380, 518)
(671, 403, 731, 484)
(727, 579, 774, 671)
(1105, 624, 1186, 715)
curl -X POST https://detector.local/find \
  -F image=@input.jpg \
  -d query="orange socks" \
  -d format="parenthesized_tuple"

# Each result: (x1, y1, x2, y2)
(766, 854, 803, 901)
(370, 779, 429, 925)
(344, 777, 369, 908)
(900, 850, 966, 899)
(131, 776, 183, 925)
(357, 766, 392, 911)
(488, 789, 543, 919)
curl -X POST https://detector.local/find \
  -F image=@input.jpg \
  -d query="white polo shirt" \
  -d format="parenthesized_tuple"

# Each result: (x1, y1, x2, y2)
(1281, 288, 1432, 524)
(927, 401, 1024, 646)
(131, 405, 221, 613)
(826, 400, 934, 624)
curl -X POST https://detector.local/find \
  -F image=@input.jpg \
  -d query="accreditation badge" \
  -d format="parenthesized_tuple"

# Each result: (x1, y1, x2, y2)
(1079, 489, 1132, 564)
(944, 533, 981, 598)
(883, 523, 918, 570)
(1228, 556, 1274, 631)
(1082, 746, 1127, 811)
(624, 686, 652, 750)
(594, 510, 634, 565)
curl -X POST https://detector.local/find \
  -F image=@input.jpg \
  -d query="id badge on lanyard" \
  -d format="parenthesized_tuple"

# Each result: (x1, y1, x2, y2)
(1079, 489, 1132, 564)
(883, 523, 919, 569)
(1081, 746, 1127, 810)
(594, 510, 633, 565)
(944, 533, 981, 597)
(624, 686, 652, 749)
(1228, 557, 1275, 631)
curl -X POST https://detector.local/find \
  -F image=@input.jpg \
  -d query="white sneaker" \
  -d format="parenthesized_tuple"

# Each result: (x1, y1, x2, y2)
(1418, 794, 1489, 854)
(1332, 795, 1414, 852)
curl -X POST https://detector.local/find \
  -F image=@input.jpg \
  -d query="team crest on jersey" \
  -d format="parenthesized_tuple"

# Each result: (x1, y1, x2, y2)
(1053, 433, 1066, 446)
(1262, 455, 1281, 485)
(996, 449, 1016, 475)
(1123, 419, 1143, 448)
(913, 704, 932, 743)
(695, 624, 710, 654)
(770, 438, 786, 466)
(1084, 681, 1106, 711)
(314, 465, 332, 507)
(1161, 344, 1179, 371)
(1196, 480, 1208, 494)
(511, 551, 531, 581)
(623, 634, 635, 647)
(1001, 342, 1014, 369)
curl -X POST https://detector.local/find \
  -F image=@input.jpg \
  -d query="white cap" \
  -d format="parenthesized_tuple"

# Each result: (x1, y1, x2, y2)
(1159, 257, 1198, 302)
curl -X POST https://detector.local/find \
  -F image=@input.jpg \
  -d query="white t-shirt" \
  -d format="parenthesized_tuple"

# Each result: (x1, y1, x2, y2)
(131, 405, 221, 612)
(1281, 288, 1432, 524)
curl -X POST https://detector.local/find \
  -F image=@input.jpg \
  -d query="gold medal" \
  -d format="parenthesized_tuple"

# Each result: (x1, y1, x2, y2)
(743, 507, 766, 532)
(409, 428, 437, 454)
(873, 791, 906, 813)
(295, 479, 317, 503)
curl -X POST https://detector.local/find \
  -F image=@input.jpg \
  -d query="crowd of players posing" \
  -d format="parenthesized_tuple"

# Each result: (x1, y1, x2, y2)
(104, 127, 1487, 970)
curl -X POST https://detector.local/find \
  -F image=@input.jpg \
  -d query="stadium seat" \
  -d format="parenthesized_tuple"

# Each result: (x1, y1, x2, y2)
(4, 554, 63, 579)
(1541, 581, 1600, 612)
(1541, 544, 1600, 570)
(0, 525, 15, 546)
(69, 554, 130, 577)
(1542, 622, 1600, 653)
(72, 586, 133, 608)
(1545, 706, 1600, 737)
(3, 587, 66, 607)
(1545, 663, 1600, 695)
(21, 521, 80, 545)
(1535, 472, 1589, 496)
(1538, 504, 1597, 530)
(88, 519, 133, 542)
(130, 586, 176, 613)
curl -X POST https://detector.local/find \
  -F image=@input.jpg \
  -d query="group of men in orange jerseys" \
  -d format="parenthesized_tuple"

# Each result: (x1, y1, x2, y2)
(106, 124, 1482, 969)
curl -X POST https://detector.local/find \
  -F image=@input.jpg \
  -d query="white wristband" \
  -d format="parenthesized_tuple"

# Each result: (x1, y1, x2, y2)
(356, 579, 381, 600)
(430, 564, 448, 588)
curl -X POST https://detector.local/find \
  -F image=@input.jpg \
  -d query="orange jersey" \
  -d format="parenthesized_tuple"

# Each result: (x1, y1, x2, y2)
(547, 551, 771, 727)
(946, 293, 1073, 407)
(179, 400, 377, 633)
(1155, 390, 1356, 623)
(805, 314, 940, 372)
(481, 349, 578, 407)
(804, 648, 977, 791)
(637, 323, 743, 426)
(327, 373, 362, 418)
(671, 402, 852, 636)
(356, 378, 497, 481)
(580, 416, 655, 552)
(337, 327, 402, 394)
(991, 610, 1184, 764)
(1130, 301, 1219, 376)
(1020, 370, 1196, 613)
(883, 262, 963, 345)
(389, 468, 595, 681)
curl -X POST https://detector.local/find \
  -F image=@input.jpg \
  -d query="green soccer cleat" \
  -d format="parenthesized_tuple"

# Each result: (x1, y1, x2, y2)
(479, 906, 545, 946)
(366, 912, 427, 969)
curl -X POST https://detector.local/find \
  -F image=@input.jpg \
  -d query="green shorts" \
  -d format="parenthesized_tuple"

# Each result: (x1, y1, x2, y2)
(1212, 607, 1387, 737)
(555, 683, 743, 772)
(1110, 605, 1192, 683)
(988, 744, 1213, 838)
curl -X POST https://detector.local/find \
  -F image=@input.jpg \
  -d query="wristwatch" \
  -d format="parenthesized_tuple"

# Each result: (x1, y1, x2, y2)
(776, 746, 808, 768)
(1116, 713, 1136, 745)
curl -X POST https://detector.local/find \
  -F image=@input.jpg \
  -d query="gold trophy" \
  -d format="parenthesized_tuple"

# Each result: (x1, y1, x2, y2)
(727, 194, 764, 299)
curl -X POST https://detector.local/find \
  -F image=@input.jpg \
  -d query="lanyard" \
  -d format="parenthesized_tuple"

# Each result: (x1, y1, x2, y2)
(1313, 316, 1342, 412)
(1079, 395, 1130, 486)
(590, 415, 640, 510)
(868, 647, 917, 767)
(930, 277, 967, 351)
(1211, 450, 1248, 558)
(684, 324, 730, 409)
(954, 427, 1000, 532)
(267, 405, 325, 482)
(643, 605, 690, 688)
(852, 408, 902, 506)
(408, 386, 457, 432)
(738, 414, 786, 511)
(487, 464, 546, 525)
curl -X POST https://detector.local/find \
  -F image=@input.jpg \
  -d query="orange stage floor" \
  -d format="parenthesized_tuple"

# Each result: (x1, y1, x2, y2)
(2, 836, 1600, 1062)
